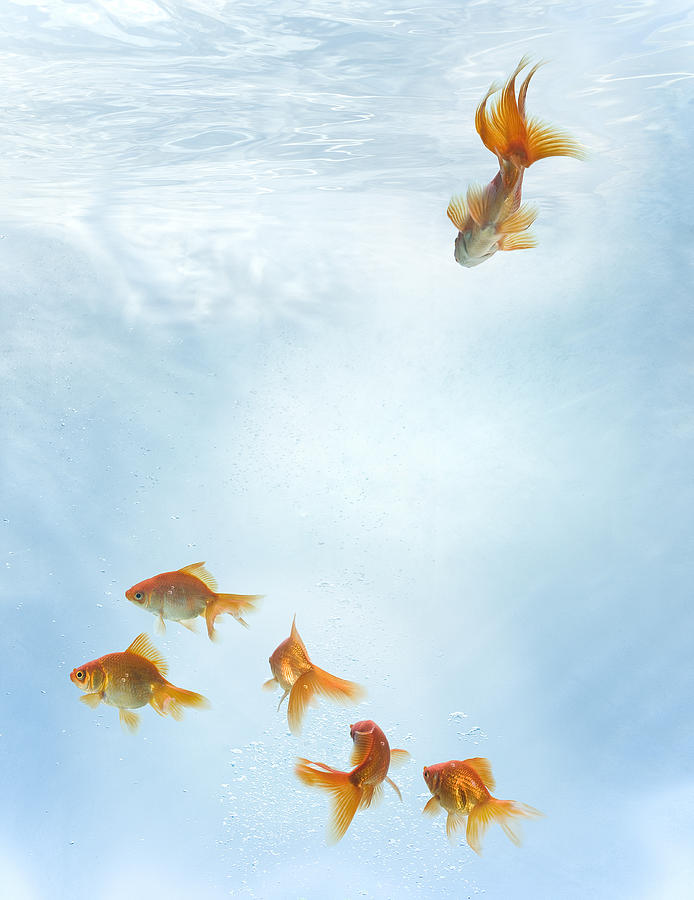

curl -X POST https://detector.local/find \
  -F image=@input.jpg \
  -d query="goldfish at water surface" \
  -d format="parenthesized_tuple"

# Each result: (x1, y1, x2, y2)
(263, 616, 364, 734)
(126, 561, 263, 640)
(70, 633, 209, 732)
(296, 720, 410, 843)
(448, 57, 584, 267)
(422, 757, 542, 853)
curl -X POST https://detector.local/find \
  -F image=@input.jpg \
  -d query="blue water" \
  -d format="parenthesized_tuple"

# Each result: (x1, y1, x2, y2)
(2, 0, 693, 897)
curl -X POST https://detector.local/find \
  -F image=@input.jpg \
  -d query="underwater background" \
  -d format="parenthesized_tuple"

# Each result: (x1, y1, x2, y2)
(2, 0, 693, 897)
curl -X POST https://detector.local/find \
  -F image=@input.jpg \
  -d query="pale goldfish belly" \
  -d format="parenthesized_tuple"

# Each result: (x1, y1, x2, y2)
(102, 674, 154, 709)
(454, 226, 499, 268)
(157, 588, 207, 621)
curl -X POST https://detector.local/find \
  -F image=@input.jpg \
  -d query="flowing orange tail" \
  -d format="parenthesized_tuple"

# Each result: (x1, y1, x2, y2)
(287, 665, 365, 735)
(466, 797, 543, 854)
(150, 681, 210, 721)
(205, 592, 263, 639)
(475, 58, 584, 175)
(295, 758, 362, 843)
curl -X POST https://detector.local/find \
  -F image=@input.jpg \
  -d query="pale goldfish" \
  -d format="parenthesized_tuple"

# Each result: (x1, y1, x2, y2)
(70, 633, 209, 732)
(263, 616, 364, 734)
(422, 757, 542, 853)
(126, 562, 263, 640)
(448, 58, 584, 267)
(296, 720, 410, 843)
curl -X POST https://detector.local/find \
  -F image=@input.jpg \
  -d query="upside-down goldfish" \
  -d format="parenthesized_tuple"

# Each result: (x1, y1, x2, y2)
(422, 757, 542, 853)
(296, 720, 410, 843)
(448, 58, 584, 267)
(263, 616, 364, 734)
(126, 562, 263, 640)
(70, 633, 209, 732)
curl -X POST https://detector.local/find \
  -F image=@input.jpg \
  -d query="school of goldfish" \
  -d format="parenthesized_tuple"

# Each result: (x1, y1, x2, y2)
(71, 59, 583, 854)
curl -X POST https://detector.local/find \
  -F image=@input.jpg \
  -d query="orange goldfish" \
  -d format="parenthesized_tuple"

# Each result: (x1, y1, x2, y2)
(126, 562, 263, 640)
(448, 58, 584, 267)
(263, 616, 364, 734)
(422, 758, 542, 853)
(296, 720, 410, 843)
(70, 633, 209, 732)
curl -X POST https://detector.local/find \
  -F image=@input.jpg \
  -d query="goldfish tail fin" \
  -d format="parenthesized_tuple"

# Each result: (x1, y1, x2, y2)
(287, 665, 365, 735)
(295, 758, 361, 844)
(475, 59, 584, 173)
(466, 797, 543, 854)
(150, 681, 210, 721)
(205, 592, 264, 639)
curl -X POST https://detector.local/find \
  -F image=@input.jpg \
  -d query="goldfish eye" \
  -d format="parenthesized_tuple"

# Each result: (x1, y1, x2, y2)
(76, 671, 85, 680)
(134, 592, 144, 602)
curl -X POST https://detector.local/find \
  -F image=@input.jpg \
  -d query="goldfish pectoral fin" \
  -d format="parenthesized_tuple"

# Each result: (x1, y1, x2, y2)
(156, 615, 167, 636)
(389, 748, 411, 769)
(497, 202, 538, 235)
(447, 194, 469, 232)
(499, 232, 537, 251)
(466, 183, 493, 227)
(80, 692, 102, 709)
(119, 708, 140, 733)
(385, 776, 402, 802)
(422, 796, 441, 817)
(262, 677, 278, 692)
(446, 811, 467, 844)
(277, 689, 289, 711)
(179, 618, 198, 633)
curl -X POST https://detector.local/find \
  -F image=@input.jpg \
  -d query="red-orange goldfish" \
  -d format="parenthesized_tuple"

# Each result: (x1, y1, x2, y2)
(296, 720, 410, 843)
(263, 616, 364, 735)
(422, 758, 542, 853)
(70, 633, 209, 732)
(126, 562, 263, 640)
(448, 58, 584, 267)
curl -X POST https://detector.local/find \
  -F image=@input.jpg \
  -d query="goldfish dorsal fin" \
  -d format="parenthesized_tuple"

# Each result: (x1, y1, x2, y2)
(447, 195, 469, 232)
(497, 202, 538, 235)
(466, 183, 492, 227)
(350, 731, 373, 768)
(463, 757, 496, 791)
(125, 633, 168, 677)
(178, 562, 218, 592)
(290, 614, 300, 640)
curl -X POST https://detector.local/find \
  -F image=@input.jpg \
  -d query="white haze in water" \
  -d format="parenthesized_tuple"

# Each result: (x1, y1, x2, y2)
(1, 0, 694, 897)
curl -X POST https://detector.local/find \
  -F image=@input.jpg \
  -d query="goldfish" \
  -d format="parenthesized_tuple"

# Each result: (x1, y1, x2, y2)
(295, 719, 410, 843)
(448, 57, 584, 267)
(126, 562, 263, 640)
(263, 616, 364, 734)
(70, 633, 209, 732)
(422, 757, 542, 853)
